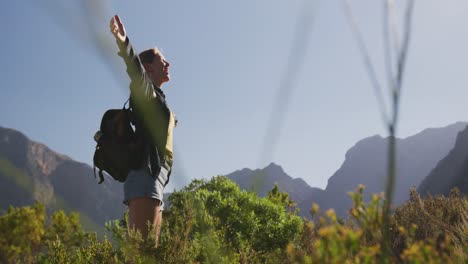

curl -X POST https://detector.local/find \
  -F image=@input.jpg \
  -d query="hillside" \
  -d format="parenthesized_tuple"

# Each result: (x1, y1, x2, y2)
(0, 126, 125, 229)
(227, 162, 324, 218)
(318, 122, 467, 217)
(2, 122, 466, 223)
(228, 122, 467, 218)
(418, 124, 468, 196)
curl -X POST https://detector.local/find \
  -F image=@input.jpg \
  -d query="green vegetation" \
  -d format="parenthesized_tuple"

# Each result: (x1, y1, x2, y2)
(1, 176, 466, 263)
(0, 158, 35, 194)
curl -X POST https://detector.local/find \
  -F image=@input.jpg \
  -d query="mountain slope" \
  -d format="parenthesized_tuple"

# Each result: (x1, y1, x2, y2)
(2, 121, 465, 224)
(227, 122, 467, 219)
(418, 125, 468, 196)
(319, 122, 467, 217)
(0, 126, 125, 228)
(227, 162, 324, 218)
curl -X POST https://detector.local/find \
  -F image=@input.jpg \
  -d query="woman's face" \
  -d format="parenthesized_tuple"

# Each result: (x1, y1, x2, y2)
(148, 53, 170, 86)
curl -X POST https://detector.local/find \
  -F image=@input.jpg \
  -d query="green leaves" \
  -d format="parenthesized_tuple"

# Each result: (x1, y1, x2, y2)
(0, 202, 46, 263)
(165, 176, 303, 261)
(0, 180, 466, 263)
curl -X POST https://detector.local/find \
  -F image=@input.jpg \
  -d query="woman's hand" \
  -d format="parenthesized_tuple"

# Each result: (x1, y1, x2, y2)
(110, 15, 126, 43)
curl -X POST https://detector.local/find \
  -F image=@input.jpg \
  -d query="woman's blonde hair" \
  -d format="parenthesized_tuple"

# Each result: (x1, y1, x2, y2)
(138, 47, 161, 64)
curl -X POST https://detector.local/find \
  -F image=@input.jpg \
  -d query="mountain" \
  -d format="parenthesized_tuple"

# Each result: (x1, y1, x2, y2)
(0, 126, 125, 230)
(227, 122, 467, 218)
(418, 125, 468, 196)
(227, 162, 324, 218)
(318, 122, 467, 217)
(2, 121, 466, 224)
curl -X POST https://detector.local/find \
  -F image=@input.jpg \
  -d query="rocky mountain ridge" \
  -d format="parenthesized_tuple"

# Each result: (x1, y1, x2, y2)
(418, 124, 468, 196)
(228, 122, 467, 218)
(0, 126, 125, 230)
(1, 122, 467, 223)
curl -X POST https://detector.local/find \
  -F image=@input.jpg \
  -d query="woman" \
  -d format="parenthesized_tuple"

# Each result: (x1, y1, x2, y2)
(110, 15, 176, 247)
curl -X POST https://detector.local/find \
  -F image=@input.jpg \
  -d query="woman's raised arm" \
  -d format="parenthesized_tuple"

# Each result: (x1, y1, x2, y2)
(110, 15, 154, 99)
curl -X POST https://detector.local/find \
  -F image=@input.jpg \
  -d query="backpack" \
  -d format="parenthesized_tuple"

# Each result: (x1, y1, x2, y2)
(93, 101, 143, 184)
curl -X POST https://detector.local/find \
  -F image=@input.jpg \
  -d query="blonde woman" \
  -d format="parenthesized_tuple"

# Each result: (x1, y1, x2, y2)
(110, 15, 176, 247)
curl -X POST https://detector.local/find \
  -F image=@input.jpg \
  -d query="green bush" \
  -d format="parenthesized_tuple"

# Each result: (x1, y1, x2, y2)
(0, 177, 466, 263)
(392, 187, 467, 262)
(287, 185, 467, 263)
(157, 176, 303, 263)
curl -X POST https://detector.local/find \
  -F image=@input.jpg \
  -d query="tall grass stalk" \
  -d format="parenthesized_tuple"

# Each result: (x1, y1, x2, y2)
(342, 0, 415, 260)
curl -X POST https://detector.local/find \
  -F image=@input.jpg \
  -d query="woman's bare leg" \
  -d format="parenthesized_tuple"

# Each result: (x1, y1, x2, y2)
(127, 197, 163, 246)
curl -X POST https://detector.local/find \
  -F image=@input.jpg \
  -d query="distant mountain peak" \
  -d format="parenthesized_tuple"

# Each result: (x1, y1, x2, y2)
(345, 134, 384, 159)
(325, 121, 467, 217)
(264, 162, 283, 173)
(0, 126, 71, 177)
(265, 162, 280, 168)
(225, 162, 324, 218)
(402, 122, 467, 142)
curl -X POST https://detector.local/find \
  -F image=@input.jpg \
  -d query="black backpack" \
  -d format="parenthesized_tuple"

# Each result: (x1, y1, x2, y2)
(93, 101, 143, 184)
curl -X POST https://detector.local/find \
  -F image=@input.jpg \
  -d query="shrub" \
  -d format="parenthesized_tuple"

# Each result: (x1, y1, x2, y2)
(286, 185, 467, 263)
(0, 179, 466, 263)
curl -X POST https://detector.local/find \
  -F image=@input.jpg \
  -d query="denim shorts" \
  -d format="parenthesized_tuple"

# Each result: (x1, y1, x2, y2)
(123, 163, 169, 209)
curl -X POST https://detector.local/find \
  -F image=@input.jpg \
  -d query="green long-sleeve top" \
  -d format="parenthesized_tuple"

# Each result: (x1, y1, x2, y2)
(116, 36, 175, 172)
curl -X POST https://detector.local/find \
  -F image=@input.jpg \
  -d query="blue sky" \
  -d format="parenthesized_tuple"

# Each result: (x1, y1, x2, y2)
(1, 0, 467, 191)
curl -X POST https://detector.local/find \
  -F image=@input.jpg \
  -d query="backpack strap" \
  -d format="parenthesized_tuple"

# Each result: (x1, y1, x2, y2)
(93, 163, 104, 184)
(123, 97, 131, 110)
